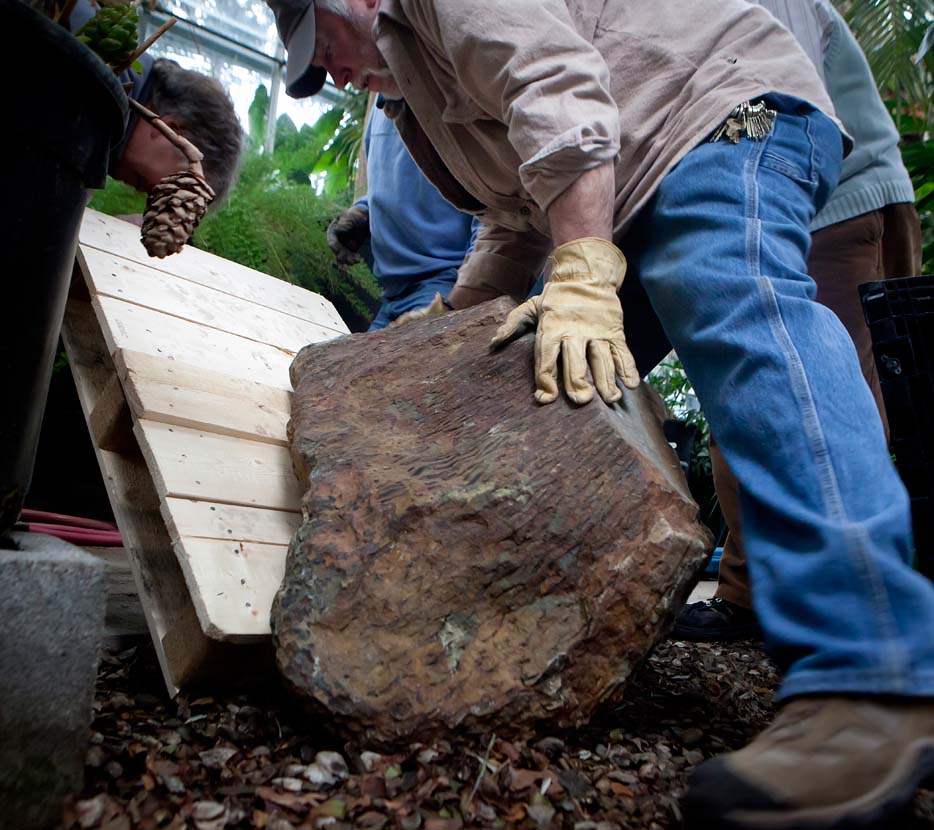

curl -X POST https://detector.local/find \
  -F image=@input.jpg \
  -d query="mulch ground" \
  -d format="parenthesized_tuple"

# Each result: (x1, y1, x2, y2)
(64, 635, 934, 830)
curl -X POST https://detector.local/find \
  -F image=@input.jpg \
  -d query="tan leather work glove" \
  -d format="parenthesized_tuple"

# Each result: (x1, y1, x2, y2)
(489, 237, 640, 405)
(327, 205, 370, 265)
(388, 292, 448, 328)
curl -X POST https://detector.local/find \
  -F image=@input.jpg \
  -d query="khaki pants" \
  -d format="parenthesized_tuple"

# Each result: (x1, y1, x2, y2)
(714, 202, 923, 609)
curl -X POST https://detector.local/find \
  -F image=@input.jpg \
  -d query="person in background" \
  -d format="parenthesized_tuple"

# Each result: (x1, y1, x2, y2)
(674, 0, 924, 643)
(326, 97, 483, 330)
(71, 0, 243, 203)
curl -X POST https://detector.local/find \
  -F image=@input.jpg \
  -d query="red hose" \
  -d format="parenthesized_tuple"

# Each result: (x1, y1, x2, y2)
(18, 509, 122, 546)
(20, 525, 123, 546)
(20, 509, 117, 532)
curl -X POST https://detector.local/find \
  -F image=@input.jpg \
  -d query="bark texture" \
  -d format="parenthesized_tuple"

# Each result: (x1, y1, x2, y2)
(275, 298, 711, 747)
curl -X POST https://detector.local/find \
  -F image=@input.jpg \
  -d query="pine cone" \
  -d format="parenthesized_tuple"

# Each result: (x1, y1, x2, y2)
(140, 171, 215, 258)
(76, 3, 140, 67)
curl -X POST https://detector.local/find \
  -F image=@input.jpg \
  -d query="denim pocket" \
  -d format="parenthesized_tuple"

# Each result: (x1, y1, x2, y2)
(758, 112, 818, 190)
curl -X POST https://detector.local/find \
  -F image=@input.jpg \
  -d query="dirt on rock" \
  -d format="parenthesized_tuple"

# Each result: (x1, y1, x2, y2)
(64, 637, 934, 830)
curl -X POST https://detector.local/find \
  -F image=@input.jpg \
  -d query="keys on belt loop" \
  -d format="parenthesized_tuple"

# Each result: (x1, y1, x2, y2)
(710, 100, 777, 144)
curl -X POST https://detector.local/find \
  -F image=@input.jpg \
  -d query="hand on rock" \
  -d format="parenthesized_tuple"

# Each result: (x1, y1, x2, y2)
(489, 237, 640, 405)
(388, 292, 450, 328)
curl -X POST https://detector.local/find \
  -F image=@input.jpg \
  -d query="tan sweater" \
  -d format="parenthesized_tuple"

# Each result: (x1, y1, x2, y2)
(375, 0, 839, 297)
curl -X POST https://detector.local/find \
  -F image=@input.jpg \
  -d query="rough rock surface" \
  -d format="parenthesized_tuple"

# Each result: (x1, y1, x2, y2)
(275, 298, 711, 747)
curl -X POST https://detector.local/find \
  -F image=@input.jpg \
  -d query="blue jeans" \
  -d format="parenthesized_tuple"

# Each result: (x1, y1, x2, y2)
(368, 269, 459, 331)
(621, 98, 934, 699)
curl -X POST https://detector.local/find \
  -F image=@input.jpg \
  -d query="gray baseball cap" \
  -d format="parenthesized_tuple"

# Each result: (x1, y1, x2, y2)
(268, 0, 327, 97)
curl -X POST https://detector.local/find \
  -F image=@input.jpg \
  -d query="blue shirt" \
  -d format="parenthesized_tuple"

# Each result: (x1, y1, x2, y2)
(356, 103, 477, 288)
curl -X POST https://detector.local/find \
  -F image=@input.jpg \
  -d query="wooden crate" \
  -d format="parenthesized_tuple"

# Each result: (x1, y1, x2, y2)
(62, 210, 349, 693)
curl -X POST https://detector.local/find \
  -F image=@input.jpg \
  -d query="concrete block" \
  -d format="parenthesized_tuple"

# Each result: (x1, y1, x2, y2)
(0, 532, 107, 830)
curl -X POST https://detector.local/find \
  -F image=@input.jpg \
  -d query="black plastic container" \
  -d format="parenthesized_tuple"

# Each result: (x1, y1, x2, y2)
(0, 0, 127, 537)
(860, 274, 934, 575)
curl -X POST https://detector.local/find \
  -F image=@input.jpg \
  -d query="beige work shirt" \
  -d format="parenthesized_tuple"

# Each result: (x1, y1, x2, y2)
(375, 0, 839, 297)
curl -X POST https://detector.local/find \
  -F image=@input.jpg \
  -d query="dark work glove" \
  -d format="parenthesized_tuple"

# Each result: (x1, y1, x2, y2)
(327, 205, 370, 265)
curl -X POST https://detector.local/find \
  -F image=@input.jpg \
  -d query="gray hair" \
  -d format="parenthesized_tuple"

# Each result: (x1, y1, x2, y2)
(315, 0, 351, 17)
(147, 59, 244, 204)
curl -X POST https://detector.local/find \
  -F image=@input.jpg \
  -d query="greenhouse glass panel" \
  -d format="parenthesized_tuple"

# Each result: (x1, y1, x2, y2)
(141, 5, 332, 132)
(157, 0, 278, 57)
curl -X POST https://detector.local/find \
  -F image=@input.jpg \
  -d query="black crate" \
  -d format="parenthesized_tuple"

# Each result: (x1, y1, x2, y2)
(912, 497, 933, 579)
(860, 275, 934, 572)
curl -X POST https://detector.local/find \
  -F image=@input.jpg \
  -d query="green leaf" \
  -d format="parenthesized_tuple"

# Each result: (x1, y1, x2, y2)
(304, 89, 367, 192)
(132, 59, 143, 74)
(840, 0, 934, 128)
(189, 150, 380, 332)
(89, 176, 147, 214)
(318, 799, 347, 819)
(915, 21, 934, 63)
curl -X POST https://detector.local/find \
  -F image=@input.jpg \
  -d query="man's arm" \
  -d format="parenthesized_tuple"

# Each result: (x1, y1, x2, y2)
(411, 0, 620, 217)
(487, 163, 640, 404)
(411, 0, 637, 402)
(547, 162, 615, 246)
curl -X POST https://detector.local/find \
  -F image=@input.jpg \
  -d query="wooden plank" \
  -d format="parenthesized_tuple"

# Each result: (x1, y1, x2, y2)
(61, 298, 213, 694)
(115, 350, 291, 446)
(172, 538, 287, 639)
(63, 298, 273, 689)
(88, 371, 135, 453)
(80, 246, 342, 350)
(91, 295, 294, 391)
(79, 209, 349, 333)
(161, 498, 299, 547)
(135, 420, 302, 511)
(71, 210, 342, 662)
(160, 498, 295, 636)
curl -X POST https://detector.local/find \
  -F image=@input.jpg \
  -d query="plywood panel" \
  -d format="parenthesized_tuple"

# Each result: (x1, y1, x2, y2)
(81, 246, 340, 350)
(116, 350, 291, 446)
(173, 538, 287, 639)
(71, 207, 348, 662)
(135, 420, 302, 511)
(79, 209, 348, 333)
(161, 498, 299, 547)
(92, 295, 294, 390)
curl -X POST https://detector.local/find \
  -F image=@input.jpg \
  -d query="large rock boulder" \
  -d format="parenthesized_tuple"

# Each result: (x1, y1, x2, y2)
(275, 298, 711, 747)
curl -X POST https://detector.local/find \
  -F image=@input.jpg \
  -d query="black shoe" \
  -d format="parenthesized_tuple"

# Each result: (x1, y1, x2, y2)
(672, 597, 762, 642)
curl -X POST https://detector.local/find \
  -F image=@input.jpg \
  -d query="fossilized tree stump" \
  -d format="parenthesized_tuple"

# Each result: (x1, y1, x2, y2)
(275, 297, 711, 747)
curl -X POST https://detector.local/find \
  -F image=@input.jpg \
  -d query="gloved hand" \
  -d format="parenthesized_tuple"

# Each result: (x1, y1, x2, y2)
(388, 292, 449, 328)
(489, 237, 640, 405)
(327, 205, 370, 265)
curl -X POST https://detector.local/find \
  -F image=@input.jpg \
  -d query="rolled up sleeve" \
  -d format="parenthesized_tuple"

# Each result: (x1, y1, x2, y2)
(410, 0, 621, 212)
(454, 219, 552, 302)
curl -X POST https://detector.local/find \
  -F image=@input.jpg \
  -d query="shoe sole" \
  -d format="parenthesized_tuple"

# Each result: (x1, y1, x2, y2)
(671, 623, 762, 643)
(686, 741, 934, 830)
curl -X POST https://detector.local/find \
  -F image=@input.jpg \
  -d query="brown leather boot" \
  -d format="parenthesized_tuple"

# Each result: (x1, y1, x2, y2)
(682, 696, 934, 828)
